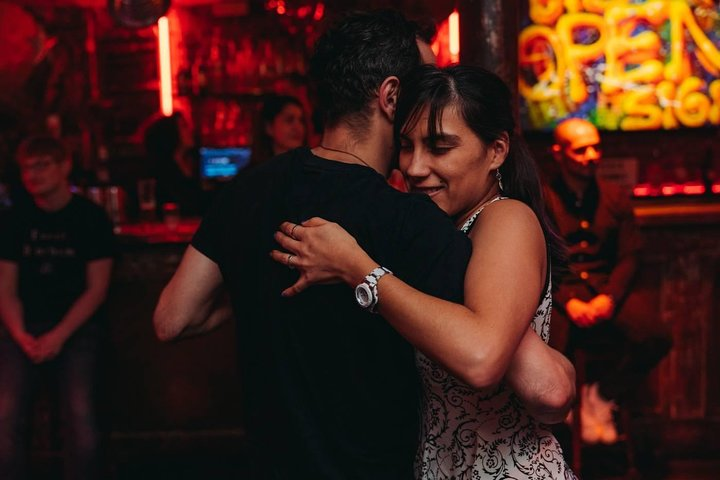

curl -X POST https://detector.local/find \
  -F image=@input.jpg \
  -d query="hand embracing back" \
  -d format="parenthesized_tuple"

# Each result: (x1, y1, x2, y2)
(270, 217, 377, 297)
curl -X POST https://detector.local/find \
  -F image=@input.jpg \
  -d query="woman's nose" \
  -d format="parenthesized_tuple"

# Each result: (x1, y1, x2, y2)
(403, 152, 430, 178)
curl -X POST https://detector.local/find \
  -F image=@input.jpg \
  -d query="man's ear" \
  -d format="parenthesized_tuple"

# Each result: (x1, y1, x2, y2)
(378, 76, 400, 121)
(551, 143, 562, 162)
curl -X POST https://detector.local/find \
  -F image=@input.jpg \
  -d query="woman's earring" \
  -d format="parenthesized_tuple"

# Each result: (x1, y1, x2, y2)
(496, 169, 504, 192)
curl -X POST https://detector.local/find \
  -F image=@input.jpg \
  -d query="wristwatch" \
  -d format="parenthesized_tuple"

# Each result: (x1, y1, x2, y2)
(355, 267, 393, 313)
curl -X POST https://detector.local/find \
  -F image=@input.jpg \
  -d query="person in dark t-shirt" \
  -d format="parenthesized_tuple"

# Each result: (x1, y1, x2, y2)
(154, 10, 571, 479)
(0, 136, 115, 480)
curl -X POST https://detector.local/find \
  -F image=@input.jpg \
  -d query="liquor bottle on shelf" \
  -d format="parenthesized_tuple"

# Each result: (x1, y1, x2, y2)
(191, 48, 208, 96)
(177, 60, 192, 97)
(207, 27, 224, 94)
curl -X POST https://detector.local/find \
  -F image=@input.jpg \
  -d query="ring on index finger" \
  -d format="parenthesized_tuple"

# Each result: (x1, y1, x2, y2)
(287, 254, 295, 269)
(290, 223, 300, 240)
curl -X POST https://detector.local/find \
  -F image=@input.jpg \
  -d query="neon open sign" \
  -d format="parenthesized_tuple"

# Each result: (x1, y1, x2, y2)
(519, 0, 720, 130)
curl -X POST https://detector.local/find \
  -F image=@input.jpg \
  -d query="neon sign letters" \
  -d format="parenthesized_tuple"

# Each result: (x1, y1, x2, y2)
(519, 0, 720, 130)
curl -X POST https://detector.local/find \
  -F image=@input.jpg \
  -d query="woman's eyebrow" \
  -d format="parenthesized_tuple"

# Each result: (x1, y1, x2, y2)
(424, 134, 461, 144)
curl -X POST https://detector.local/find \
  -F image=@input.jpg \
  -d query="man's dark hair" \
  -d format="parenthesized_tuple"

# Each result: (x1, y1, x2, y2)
(309, 9, 421, 136)
(16, 135, 66, 164)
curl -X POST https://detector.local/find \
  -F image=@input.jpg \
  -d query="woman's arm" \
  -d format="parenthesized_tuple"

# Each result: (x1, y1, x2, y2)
(370, 200, 546, 388)
(272, 202, 556, 389)
(273, 214, 575, 418)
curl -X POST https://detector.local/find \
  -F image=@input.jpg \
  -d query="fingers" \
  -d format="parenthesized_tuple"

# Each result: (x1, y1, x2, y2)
(281, 278, 310, 297)
(270, 249, 302, 268)
(302, 217, 328, 227)
(278, 222, 303, 240)
(277, 218, 331, 243)
(274, 230, 301, 252)
(269, 249, 309, 297)
(575, 314, 595, 328)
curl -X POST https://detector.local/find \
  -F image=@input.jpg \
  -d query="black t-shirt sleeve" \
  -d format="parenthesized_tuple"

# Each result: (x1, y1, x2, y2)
(191, 179, 238, 265)
(391, 196, 471, 304)
(0, 211, 20, 262)
(79, 202, 116, 261)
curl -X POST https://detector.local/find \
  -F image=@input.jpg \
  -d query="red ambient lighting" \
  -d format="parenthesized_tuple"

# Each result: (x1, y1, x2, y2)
(682, 182, 706, 195)
(313, 2, 325, 21)
(449, 9, 460, 63)
(633, 184, 653, 197)
(157, 16, 173, 116)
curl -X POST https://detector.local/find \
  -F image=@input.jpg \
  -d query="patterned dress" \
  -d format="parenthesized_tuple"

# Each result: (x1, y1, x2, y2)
(414, 197, 576, 479)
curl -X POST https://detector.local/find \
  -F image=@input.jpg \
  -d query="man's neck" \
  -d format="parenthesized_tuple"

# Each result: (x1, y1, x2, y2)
(34, 187, 72, 212)
(314, 124, 393, 177)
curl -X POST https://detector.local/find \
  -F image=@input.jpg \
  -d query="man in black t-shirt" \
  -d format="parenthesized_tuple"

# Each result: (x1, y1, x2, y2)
(0, 136, 115, 480)
(154, 10, 573, 479)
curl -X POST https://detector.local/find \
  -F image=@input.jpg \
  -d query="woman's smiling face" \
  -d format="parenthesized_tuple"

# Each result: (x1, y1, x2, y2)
(398, 103, 498, 219)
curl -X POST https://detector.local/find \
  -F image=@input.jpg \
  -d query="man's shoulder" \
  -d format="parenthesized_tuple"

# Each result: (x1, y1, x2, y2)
(374, 189, 469, 254)
(0, 201, 35, 228)
(374, 187, 447, 218)
(69, 195, 111, 220)
(221, 149, 303, 194)
(0, 205, 21, 224)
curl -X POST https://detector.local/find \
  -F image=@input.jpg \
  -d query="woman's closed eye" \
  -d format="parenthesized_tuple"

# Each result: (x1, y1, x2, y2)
(398, 140, 413, 152)
(428, 144, 453, 155)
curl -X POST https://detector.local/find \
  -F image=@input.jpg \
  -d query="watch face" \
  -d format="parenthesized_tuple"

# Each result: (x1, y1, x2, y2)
(355, 283, 373, 308)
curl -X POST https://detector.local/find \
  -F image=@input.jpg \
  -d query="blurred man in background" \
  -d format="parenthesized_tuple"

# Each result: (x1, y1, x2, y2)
(0, 136, 114, 479)
(545, 118, 672, 444)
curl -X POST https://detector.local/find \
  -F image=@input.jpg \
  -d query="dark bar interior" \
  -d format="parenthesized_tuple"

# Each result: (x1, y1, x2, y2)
(0, 0, 718, 479)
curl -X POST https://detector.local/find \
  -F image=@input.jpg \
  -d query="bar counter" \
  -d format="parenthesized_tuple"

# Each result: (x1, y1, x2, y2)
(105, 218, 245, 463)
(631, 197, 720, 455)
(634, 197, 720, 227)
(114, 218, 201, 245)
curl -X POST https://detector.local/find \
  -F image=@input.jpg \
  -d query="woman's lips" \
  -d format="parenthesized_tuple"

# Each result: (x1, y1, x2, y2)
(410, 186, 443, 197)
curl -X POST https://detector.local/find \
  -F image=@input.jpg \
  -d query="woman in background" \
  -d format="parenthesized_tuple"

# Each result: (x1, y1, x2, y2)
(249, 94, 307, 166)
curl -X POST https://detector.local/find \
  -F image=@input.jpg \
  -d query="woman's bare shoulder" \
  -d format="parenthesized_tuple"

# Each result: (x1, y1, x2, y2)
(473, 199, 541, 235)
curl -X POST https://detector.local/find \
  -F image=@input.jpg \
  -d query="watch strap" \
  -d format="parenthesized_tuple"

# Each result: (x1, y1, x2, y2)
(361, 266, 392, 313)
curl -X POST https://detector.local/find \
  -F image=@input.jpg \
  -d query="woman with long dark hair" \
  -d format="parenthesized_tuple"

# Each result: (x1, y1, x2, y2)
(272, 65, 575, 479)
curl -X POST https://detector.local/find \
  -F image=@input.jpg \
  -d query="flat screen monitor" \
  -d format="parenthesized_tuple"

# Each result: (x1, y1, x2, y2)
(199, 147, 251, 180)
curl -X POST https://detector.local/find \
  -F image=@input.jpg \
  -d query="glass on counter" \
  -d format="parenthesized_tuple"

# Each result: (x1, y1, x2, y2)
(162, 202, 180, 231)
(137, 178, 157, 221)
